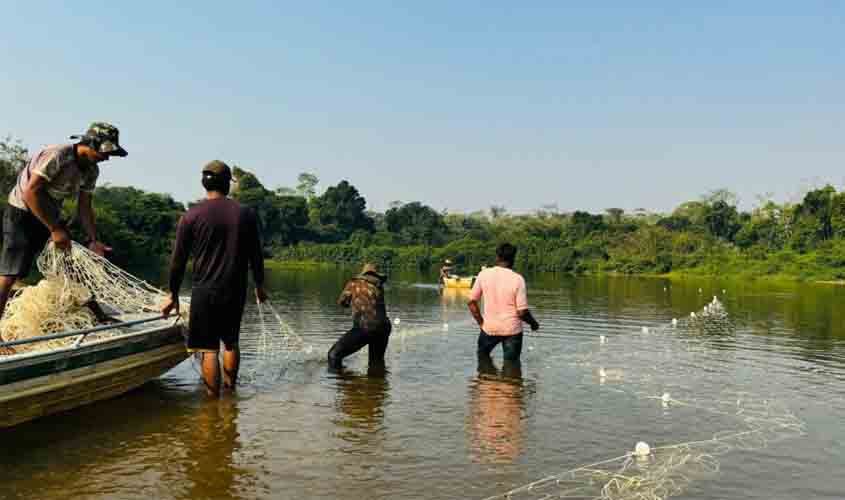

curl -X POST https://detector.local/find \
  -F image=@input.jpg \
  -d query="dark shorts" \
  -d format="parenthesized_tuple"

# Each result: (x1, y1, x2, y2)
(0, 205, 50, 278)
(188, 286, 247, 352)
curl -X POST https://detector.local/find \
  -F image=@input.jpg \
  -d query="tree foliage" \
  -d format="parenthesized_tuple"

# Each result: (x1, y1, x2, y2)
(296, 172, 319, 199)
(0, 137, 27, 203)
(232, 166, 309, 246)
(384, 202, 448, 246)
(309, 180, 374, 240)
(64, 185, 184, 268)
(9, 130, 845, 280)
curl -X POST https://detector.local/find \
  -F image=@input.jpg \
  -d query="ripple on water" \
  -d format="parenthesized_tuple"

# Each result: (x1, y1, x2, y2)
(2, 275, 845, 499)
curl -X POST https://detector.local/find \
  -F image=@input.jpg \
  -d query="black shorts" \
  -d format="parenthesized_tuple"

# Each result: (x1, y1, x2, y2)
(187, 286, 247, 351)
(0, 205, 50, 278)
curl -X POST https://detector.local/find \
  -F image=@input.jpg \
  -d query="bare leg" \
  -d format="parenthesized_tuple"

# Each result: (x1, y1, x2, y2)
(0, 275, 18, 326)
(201, 351, 221, 397)
(222, 343, 240, 391)
(0, 276, 18, 355)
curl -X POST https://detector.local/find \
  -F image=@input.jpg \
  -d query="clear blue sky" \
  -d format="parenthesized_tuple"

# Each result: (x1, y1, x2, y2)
(2, 1, 843, 214)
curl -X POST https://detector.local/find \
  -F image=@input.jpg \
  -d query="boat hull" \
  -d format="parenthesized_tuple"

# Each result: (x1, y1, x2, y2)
(0, 324, 187, 428)
(442, 276, 475, 289)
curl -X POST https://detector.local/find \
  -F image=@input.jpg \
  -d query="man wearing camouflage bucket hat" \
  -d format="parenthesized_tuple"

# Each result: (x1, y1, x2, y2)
(0, 122, 127, 326)
(328, 263, 393, 370)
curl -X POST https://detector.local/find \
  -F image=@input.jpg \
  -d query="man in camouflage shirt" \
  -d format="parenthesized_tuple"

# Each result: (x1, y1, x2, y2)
(328, 263, 392, 369)
(0, 122, 128, 327)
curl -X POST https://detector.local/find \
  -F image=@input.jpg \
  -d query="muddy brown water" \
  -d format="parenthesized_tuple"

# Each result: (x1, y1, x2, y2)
(2, 269, 845, 499)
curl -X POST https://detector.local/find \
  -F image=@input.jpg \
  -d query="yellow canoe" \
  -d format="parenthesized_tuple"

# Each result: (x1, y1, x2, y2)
(442, 276, 475, 289)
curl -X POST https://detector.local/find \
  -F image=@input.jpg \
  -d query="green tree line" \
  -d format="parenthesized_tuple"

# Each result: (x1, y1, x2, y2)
(3, 137, 845, 281)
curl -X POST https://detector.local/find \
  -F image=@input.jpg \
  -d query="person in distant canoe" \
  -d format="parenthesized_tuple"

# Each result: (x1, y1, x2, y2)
(468, 243, 539, 364)
(161, 160, 267, 397)
(328, 263, 392, 369)
(0, 123, 127, 332)
(440, 259, 455, 285)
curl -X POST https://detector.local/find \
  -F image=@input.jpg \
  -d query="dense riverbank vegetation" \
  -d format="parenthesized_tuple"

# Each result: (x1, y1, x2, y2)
(3, 137, 845, 280)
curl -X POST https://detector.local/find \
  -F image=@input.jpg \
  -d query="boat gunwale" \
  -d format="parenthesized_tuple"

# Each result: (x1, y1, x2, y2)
(0, 321, 185, 369)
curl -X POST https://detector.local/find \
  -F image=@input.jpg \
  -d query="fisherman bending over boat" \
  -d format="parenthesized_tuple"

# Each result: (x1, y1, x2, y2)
(161, 160, 267, 397)
(0, 123, 126, 336)
(468, 243, 539, 364)
(328, 263, 392, 369)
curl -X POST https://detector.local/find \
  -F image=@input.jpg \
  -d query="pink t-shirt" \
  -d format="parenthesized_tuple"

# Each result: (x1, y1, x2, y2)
(469, 266, 529, 336)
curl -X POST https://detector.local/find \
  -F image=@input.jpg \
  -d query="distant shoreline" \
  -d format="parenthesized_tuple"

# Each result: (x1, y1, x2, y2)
(265, 258, 844, 286)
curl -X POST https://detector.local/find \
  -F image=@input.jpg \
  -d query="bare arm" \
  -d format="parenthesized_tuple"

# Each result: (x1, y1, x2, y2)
(21, 174, 67, 247)
(519, 309, 540, 331)
(514, 276, 538, 331)
(78, 191, 97, 243)
(161, 216, 190, 317)
(338, 283, 352, 307)
(169, 217, 192, 296)
(468, 300, 484, 330)
(78, 192, 111, 256)
(248, 209, 267, 302)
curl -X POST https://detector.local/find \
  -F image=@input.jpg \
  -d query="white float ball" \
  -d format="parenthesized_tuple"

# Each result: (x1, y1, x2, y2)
(690, 312, 696, 318)
(442, 323, 449, 331)
(599, 368, 607, 378)
(671, 318, 678, 326)
(642, 327, 649, 334)
(634, 441, 651, 457)
(600, 335, 606, 344)
(394, 318, 401, 326)
(661, 393, 671, 403)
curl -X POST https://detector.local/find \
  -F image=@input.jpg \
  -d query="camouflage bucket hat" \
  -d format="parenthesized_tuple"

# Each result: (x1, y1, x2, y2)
(360, 263, 387, 281)
(71, 122, 128, 157)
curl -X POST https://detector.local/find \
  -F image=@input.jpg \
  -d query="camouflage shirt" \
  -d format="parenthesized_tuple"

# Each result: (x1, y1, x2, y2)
(8, 144, 99, 219)
(338, 274, 390, 331)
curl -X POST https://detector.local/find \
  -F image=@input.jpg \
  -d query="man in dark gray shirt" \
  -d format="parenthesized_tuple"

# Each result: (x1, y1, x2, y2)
(161, 160, 266, 396)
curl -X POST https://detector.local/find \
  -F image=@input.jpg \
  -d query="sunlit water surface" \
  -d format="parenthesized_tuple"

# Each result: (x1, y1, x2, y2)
(2, 269, 845, 499)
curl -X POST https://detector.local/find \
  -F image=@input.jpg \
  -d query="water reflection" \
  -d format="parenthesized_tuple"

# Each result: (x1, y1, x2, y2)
(5, 269, 845, 500)
(183, 397, 245, 500)
(440, 286, 471, 306)
(467, 356, 533, 464)
(331, 365, 390, 435)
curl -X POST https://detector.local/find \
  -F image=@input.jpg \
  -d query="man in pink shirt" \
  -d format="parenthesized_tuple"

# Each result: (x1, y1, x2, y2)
(468, 243, 539, 363)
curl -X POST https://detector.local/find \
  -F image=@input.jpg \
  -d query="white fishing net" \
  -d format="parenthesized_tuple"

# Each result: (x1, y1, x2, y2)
(37, 241, 167, 314)
(204, 299, 322, 384)
(482, 297, 807, 500)
(0, 242, 175, 353)
(239, 300, 312, 361)
(484, 394, 803, 500)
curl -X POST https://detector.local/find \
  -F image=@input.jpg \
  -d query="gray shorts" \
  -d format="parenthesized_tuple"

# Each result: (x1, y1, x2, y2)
(0, 205, 50, 278)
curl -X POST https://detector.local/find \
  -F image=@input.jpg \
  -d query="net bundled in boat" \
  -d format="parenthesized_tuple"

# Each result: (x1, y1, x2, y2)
(0, 242, 177, 352)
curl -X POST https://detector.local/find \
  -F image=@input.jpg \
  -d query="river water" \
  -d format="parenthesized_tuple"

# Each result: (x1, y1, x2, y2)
(2, 269, 845, 499)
